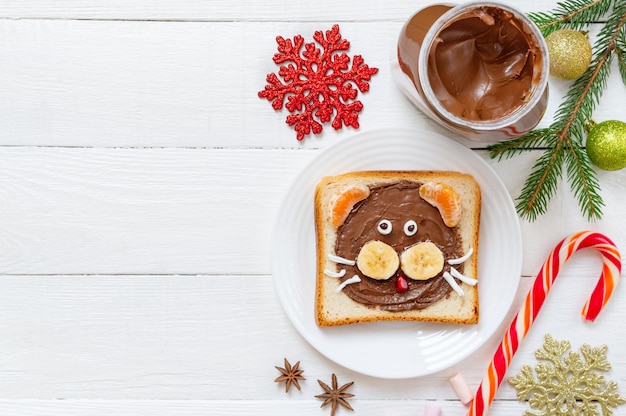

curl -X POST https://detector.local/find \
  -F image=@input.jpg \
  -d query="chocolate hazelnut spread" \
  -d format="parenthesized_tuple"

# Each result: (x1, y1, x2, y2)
(426, 6, 542, 121)
(335, 182, 463, 312)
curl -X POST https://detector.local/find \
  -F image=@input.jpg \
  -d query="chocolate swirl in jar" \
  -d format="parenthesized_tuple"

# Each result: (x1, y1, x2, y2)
(335, 181, 464, 312)
(426, 6, 542, 121)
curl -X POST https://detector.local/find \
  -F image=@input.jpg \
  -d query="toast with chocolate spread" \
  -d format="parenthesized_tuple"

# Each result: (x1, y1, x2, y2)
(314, 171, 481, 327)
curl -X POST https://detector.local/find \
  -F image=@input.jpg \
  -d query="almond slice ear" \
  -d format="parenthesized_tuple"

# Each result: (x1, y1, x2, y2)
(328, 184, 370, 227)
(419, 181, 462, 227)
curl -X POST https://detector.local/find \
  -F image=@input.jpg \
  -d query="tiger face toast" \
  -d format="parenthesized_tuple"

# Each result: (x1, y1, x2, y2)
(314, 171, 481, 327)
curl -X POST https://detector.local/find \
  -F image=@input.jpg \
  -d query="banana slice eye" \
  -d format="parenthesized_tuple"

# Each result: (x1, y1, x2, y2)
(400, 241, 445, 280)
(377, 219, 392, 235)
(404, 220, 418, 236)
(356, 240, 399, 280)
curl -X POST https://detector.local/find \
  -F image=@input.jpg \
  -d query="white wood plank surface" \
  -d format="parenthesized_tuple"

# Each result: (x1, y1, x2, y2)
(0, 399, 553, 415)
(0, 0, 577, 21)
(1, 0, 626, 415)
(1, 273, 624, 400)
(1, 147, 624, 276)
(1, 19, 622, 148)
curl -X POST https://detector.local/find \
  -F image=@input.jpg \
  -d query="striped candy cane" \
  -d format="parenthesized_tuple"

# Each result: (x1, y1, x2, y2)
(468, 231, 622, 416)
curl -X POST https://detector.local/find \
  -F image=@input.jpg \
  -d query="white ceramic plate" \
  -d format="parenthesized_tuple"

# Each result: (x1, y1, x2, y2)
(271, 128, 522, 378)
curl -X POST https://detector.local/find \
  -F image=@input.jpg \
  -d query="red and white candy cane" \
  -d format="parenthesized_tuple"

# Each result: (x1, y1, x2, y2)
(468, 231, 622, 416)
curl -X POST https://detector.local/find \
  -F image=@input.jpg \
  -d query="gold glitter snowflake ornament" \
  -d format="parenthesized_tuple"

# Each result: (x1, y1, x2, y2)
(509, 334, 626, 415)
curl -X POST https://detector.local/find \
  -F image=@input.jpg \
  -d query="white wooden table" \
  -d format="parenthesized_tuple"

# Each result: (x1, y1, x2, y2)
(1, 1, 625, 415)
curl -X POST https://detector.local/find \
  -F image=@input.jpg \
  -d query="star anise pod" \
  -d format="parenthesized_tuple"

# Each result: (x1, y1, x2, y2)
(274, 358, 305, 393)
(315, 373, 355, 416)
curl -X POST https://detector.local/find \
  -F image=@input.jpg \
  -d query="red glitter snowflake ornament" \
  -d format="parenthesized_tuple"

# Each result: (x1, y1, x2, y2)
(258, 24, 378, 141)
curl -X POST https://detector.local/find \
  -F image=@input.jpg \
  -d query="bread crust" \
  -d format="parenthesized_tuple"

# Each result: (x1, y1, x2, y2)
(314, 170, 481, 327)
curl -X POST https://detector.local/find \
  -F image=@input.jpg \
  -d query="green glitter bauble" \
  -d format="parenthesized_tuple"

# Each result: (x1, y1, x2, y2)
(546, 29, 592, 80)
(586, 120, 626, 171)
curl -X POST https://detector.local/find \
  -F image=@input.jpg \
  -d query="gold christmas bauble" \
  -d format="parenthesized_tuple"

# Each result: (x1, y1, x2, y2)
(586, 120, 626, 171)
(545, 29, 592, 80)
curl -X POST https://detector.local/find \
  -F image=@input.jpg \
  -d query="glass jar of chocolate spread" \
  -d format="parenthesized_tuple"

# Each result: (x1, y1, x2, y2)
(395, 2, 549, 142)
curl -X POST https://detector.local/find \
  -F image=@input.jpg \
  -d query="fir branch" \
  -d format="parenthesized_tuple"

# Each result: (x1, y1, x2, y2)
(528, 0, 613, 36)
(553, 47, 612, 143)
(489, 128, 555, 160)
(489, 0, 626, 221)
(516, 138, 564, 221)
(564, 140, 605, 219)
(592, 0, 626, 59)
(614, 14, 626, 83)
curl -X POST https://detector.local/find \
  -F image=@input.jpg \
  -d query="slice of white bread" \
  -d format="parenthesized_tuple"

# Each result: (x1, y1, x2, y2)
(314, 170, 481, 327)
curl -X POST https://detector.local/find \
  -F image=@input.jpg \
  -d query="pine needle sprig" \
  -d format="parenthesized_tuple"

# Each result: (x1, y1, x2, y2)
(515, 139, 564, 220)
(617, 29, 626, 82)
(528, 0, 613, 36)
(489, 128, 555, 160)
(608, 2, 626, 84)
(489, 0, 626, 221)
(564, 139, 604, 218)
